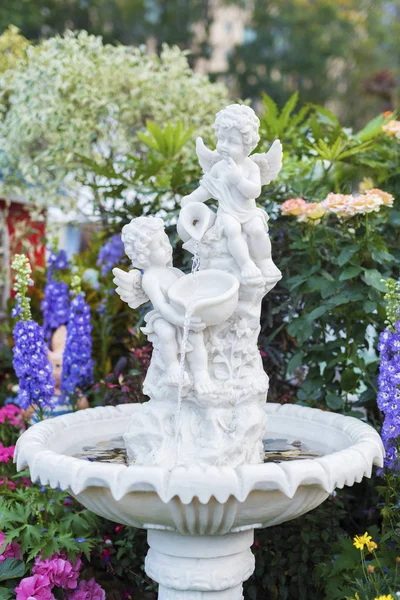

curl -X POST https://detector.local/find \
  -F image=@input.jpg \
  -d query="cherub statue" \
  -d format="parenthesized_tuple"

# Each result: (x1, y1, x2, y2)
(113, 216, 216, 395)
(181, 104, 282, 283)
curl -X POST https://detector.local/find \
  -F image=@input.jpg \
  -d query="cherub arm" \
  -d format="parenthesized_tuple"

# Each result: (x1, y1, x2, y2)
(181, 185, 211, 207)
(225, 158, 261, 199)
(142, 275, 204, 331)
(142, 276, 183, 327)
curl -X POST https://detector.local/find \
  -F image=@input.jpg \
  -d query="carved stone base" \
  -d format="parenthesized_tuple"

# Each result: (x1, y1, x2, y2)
(145, 530, 255, 599)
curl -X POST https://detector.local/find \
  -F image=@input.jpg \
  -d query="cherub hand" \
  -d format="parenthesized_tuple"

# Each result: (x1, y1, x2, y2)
(223, 158, 242, 185)
(181, 193, 195, 207)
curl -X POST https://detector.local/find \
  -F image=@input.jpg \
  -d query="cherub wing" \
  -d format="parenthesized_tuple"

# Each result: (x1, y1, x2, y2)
(196, 136, 221, 174)
(250, 139, 283, 186)
(112, 268, 149, 309)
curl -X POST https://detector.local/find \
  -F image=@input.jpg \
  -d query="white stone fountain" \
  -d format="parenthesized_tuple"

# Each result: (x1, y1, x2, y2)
(15, 104, 384, 600)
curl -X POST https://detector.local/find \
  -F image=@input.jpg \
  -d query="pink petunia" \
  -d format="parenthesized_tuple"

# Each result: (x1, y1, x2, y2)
(0, 531, 22, 562)
(66, 578, 106, 600)
(0, 443, 15, 463)
(0, 477, 17, 490)
(0, 405, 23, 427)
(15, 574, 54, 600)
(33, 553, 82, 590)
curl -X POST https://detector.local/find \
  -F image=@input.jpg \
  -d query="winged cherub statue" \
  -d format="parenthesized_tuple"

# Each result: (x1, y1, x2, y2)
(181, 104, 282, 283)
(112, 216, 217, 396)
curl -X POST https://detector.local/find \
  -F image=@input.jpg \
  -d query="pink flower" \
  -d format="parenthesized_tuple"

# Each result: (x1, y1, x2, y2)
(0, 477, 17, 490)
(33, 553, 82, 590)
(15, 574, 54, 600)
(0, 404, 23, 427)
(66, 578, 106, 600)
(0, 443, 15, 463)
(0, 532, 22, 562)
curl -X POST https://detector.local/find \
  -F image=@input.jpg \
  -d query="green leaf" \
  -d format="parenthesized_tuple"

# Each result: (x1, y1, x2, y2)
(326, 394, 344, 410)
(306, 305, 329, 321)
(278, 92, 299, 133)
(337, 244, 360, 267)
(0, 588, 14, 600)
(363, 269, 387, 292)
(338, 266, 362, 281)
(363, 300, 377, 314)
(286, 352, 303, 375)
(340, 369, 358, 392)
(0, 559, 25, 582)
(356, 113, 388, 142)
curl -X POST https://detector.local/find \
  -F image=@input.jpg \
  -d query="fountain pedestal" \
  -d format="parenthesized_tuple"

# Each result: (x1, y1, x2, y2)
(146, 530, 254, 599)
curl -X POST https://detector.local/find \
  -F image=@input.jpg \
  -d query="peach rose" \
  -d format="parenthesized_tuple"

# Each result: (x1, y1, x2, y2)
(280, 198, 307, 216)
(365, 188, 394, 207)
(382, 119, 400, 139)
(346, 193, 383, 216)
(322, 193, 353, 219)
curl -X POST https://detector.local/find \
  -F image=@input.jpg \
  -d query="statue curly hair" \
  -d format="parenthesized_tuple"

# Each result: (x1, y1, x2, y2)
(214, 104, 260, 155)
(121, 216, 172, 270)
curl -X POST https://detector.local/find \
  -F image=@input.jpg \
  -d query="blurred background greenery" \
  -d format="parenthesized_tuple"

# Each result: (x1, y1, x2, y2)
(0, 0, 399, 126)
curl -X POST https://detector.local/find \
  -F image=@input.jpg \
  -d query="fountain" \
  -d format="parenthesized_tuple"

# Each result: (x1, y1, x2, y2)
(15, 104, 384, 599)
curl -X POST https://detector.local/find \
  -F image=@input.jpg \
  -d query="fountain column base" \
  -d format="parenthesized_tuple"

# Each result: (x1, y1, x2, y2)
(145, 529, 255, 599)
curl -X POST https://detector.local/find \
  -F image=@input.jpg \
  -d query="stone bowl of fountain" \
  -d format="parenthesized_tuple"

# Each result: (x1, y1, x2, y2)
(168, 269, 239, 326)
(15, 402, 383, 599)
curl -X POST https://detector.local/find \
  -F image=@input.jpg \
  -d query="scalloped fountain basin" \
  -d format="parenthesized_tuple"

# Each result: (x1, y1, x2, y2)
(15, 403, 383, 535)
(167, 268, 239, 326)
(15, 403, 384, 599)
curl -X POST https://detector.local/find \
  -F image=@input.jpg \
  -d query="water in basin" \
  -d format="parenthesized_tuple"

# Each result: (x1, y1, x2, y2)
(72, 435, 324, 465)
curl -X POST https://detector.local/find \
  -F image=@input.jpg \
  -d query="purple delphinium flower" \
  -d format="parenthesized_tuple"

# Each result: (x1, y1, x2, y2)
(41, 280, 70, 342)
(11, 255, 56, 413)
(48, 249, 68, 277)
(61, 293, 94, 396)
(41, 250, 70, 341)
(97, 234, 124, 277)
(13, 320, 56, 410)
(377, 320, 400, 470)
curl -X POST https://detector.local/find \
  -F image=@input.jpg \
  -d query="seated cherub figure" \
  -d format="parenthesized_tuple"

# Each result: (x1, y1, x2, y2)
(181, 104, 282, 283)
(113, 216, 216, 396)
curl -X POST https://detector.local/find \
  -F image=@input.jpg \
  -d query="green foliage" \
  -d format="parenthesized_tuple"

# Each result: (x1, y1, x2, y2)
(0, 482, 99, 561)
(0, 25, 30, 75)
(244, 496, 346, 599)
(0, 31, 228, 209)
(316, 525, 400, 600)
(257, 94, 399, 418)
(230, 0, 400, 127)
(138, 120, 194, 158)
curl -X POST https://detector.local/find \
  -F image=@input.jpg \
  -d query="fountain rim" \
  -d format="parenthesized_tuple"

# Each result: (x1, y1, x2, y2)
(14, 403, 384, 505)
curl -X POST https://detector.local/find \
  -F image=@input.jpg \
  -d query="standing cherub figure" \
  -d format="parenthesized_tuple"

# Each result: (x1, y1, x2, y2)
(181, 104, 282, 283)
(112, 216, 216, 396)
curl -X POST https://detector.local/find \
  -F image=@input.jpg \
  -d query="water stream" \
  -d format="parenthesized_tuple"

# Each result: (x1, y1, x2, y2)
(174, 240, 201, 464)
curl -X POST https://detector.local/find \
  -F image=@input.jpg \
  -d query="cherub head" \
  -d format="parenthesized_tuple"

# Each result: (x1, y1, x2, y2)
(214, 104, 260, 159)
(121, 216, 173, 270)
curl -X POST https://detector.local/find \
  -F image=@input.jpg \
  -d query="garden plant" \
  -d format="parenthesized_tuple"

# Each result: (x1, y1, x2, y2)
(0, 28, 400, 600)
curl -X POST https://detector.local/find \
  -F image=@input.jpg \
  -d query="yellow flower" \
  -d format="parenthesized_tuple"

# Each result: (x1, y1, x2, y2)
(367, 540, 378, 552)
(353, 532, 372, 550)
(367, 564, 375, 573)
(373, 595, 394, 600)
(359, 177, 375, 193)
(297, 202, 326, 224)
